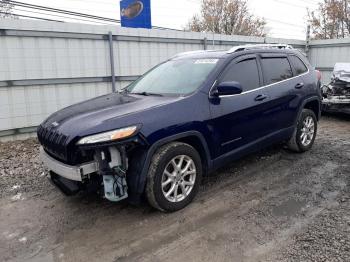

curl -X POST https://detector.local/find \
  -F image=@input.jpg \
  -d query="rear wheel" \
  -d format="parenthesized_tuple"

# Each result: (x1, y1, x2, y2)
(146, 142, 202, 212)
(287, 109, 317, 152)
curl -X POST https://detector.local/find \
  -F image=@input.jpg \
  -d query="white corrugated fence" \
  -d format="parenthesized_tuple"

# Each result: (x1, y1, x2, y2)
(0, 19, 348, 140)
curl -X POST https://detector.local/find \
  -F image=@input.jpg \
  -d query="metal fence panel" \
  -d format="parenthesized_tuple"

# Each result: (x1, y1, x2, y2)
(0, 82, 111, 133)
(0, 19, 327, 140)
(309, 38, 350, 84)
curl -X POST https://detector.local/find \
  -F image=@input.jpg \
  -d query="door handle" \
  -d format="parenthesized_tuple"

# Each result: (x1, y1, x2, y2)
(255, 94, 268, 101)
(295, 82, 304, 89)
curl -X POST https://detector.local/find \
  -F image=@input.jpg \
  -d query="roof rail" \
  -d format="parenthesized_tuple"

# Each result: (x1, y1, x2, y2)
(227, 44, 294, 54)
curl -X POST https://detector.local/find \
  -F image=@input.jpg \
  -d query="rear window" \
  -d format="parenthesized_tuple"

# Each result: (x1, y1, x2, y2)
(289, 55, 308, 75)
(261, 57, 293, 85)
(220, 58, 260, 92)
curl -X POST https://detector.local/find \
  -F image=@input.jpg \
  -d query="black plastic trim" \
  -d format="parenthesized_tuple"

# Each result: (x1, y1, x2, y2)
(211, 126, 294, 171)
(296, 96, 322, 123)
(135, 131, 211, 194)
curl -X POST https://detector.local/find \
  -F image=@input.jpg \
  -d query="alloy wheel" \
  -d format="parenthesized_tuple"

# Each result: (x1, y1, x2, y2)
(300, 116, 315, 146)
(161, 155, 196, 203)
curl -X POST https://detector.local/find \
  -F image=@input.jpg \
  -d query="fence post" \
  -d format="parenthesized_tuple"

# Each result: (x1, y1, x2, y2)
(108, 31, 116, 92)
(203, 37, 208, 50)
(305, 25, 310, 58)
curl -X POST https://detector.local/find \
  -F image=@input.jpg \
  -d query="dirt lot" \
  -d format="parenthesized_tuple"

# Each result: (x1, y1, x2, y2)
(0, 115, 349, 262)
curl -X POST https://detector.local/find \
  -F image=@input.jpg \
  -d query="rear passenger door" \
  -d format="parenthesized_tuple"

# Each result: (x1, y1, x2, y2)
(259, 53, 306, 132)
(209, 55, 273, 157)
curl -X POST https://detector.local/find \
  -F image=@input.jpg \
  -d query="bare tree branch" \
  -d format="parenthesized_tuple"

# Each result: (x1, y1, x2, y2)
(186, 0, 266, 37)
(308, 0, 349, 39)
(0, 0, 16, 18)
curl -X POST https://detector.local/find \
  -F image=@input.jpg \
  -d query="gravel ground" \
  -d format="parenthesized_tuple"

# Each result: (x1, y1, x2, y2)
(0, 115, 349, 262)
(0, 139, 48, 198)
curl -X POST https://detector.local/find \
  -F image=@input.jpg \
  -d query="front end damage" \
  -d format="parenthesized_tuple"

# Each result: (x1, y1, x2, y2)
(322, 63, 350, 114)
(39, 126, 148, 204)
(41, 145, 132, 201)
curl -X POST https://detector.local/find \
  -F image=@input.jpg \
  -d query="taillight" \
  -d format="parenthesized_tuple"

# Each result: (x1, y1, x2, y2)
(315, 70, 322, 81)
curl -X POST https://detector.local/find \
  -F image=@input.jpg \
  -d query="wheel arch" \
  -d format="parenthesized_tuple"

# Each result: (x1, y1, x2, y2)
(295, 96, 321, 125)
(303, 99, 321, 120)
(132, 131, 212, 197)
(176, 135, 210, 176)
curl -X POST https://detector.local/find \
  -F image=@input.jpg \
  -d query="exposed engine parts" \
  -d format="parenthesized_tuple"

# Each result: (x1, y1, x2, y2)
(322, 63, 350, 114)
(94, 147, 129, 202)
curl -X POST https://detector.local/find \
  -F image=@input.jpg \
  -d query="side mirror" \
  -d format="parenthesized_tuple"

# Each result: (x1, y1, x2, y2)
(213, 81, 243, 96)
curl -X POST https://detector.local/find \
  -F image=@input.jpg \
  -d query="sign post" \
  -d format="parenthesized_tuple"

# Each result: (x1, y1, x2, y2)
(120, 0, 152, 29)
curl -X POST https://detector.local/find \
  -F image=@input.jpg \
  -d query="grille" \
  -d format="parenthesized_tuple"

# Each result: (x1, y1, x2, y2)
(37, 125, 69, 162)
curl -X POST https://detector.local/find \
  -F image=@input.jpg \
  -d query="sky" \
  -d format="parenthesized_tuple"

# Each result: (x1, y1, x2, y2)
(15, 0, 321, 40)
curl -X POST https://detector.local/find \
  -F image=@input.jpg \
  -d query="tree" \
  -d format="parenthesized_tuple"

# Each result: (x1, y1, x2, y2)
(308, 0, 350, 39)
(186, 0, 266, 37)
(0, 0, 16, 18)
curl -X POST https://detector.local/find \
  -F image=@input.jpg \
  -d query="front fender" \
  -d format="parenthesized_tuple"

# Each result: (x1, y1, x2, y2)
(126, 131, 211, 203)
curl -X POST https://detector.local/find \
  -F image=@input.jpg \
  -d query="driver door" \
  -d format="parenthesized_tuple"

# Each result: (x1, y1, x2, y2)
(209, 54, 274, 157)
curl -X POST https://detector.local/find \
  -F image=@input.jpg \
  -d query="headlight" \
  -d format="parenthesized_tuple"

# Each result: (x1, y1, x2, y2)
(77, 126, 138, 145)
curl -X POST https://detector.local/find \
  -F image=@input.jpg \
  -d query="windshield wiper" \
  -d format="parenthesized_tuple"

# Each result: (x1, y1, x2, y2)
(117, 87, 129, 94)
(130, 91, 163, 97)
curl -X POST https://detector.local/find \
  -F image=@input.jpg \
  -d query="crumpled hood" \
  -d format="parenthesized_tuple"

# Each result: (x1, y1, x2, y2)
(333, 63, 350, 83)
(40, 92, 181, 138)
(333, 72, 350, 83)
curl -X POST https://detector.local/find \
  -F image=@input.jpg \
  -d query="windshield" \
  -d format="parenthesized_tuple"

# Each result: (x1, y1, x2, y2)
(127, 58, 219, 95)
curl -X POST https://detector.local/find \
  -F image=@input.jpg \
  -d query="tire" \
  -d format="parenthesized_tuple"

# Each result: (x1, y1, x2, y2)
(146, 142, 202, 212)
(287, 109, 317, 152)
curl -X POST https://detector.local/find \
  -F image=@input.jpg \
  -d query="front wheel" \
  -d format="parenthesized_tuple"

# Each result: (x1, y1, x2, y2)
(146, 142, 202, 212)
(287, 109, 317, 152)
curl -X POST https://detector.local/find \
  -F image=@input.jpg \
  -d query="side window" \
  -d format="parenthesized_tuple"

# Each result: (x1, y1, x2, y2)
(220, 58, 260, 92)
(261, 57, 293, 85)
(289, 55, 308, 75)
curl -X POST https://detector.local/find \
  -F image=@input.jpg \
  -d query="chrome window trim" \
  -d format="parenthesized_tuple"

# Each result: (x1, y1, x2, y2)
(209, 64, 310, 99)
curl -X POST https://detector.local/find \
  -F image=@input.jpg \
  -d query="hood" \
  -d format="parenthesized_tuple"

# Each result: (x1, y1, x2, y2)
(40, 92, 181, 137)
(333, 63, 350, 83)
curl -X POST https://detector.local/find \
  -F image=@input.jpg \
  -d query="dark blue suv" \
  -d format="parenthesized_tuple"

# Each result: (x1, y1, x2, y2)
(38, 44, 321, 212)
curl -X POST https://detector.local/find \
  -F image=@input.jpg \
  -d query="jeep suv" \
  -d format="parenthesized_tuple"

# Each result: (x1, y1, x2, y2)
(38, 44, 321, 212)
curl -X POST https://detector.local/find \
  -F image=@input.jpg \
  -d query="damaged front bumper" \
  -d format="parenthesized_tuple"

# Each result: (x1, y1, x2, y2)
(40, 147, 98, 181)
(322, 96, 350, 114)
(40, 146, 129, 202)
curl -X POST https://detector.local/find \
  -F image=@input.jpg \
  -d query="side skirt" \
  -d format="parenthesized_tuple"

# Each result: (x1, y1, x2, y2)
(209, 126, 295, 172)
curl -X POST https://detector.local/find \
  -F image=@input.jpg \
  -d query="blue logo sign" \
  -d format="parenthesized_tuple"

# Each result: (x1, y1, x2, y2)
(120, 0, 152, 29)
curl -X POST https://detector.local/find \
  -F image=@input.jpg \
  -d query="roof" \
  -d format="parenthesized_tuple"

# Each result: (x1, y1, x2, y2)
(171, 50, 228, 60)
(171, 43, 298, 60)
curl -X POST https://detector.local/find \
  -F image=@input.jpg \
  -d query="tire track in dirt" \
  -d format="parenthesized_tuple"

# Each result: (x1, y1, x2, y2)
(0, 115, 349, 262)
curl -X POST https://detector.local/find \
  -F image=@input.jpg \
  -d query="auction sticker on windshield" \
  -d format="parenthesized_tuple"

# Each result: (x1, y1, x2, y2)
(194, 59, 219, 64)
